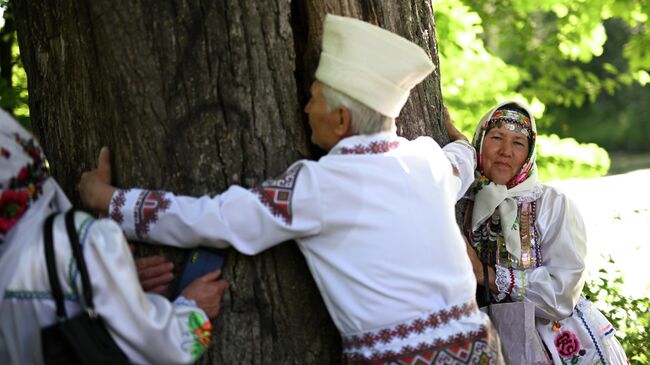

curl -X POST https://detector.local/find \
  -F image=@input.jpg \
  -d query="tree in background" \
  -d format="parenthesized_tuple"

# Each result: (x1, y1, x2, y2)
(11, 1, 447, 363)
(545, 18, 650, 154)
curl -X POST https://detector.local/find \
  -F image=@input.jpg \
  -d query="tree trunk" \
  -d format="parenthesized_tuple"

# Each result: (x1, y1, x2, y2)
(12, 0, 445, 363)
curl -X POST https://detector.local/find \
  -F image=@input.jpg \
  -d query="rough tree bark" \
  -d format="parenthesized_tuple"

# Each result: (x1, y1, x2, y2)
(12, 0, 447, 363)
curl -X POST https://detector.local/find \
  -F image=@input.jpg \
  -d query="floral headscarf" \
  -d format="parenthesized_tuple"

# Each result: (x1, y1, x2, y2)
(473, 104, 536, 189)
(0, 110, 50, 243)
(469, 101, 538, 261)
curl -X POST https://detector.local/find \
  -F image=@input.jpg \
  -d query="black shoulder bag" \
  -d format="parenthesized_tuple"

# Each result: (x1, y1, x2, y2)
(40, 210, 130, 365)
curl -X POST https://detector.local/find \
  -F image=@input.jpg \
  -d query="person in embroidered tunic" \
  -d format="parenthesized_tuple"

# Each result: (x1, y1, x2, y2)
(79, 14, 503, 364)
(462, 101, 628, 364)
(0, 109, 229, 365)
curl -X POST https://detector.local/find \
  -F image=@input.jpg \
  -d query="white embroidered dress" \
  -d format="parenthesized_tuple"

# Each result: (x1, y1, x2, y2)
(473, 183, 628, 364)
(108, 132, 499, 361)
(0, 189, 212, 365)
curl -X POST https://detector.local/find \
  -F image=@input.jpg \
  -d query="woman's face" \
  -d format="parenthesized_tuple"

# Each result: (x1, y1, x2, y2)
(481, 126, 529, 185)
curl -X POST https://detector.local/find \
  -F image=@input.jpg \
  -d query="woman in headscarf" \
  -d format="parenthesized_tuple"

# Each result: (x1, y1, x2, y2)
(462, 101, 628, 364)
(0, 109, 228, 365)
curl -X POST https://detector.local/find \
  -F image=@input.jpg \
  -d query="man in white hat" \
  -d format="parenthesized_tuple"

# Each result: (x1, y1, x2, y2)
(79, 14, 503, 364)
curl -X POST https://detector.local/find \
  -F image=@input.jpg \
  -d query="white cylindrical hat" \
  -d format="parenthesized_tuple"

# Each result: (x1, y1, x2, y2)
(315, 14, 435, 118)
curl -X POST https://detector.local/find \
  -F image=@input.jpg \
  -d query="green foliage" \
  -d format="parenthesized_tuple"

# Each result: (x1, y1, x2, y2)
(544, 19, 650, 153)
(0, 41, 29, 127)
(435, 0, 530, 134)
(457, 0, 650, 107)
(435, 0, 649, 178)
(536, 135, 611, 181)
(583, 257, 650, 364)
(0, 3, 30, 128)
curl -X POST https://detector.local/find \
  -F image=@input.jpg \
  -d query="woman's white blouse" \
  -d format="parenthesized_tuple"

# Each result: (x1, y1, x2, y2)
(495, 184, 587, 320)
(0, 212, 211, 365)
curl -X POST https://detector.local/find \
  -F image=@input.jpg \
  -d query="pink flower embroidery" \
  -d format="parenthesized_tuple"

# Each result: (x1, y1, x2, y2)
(554, 330, 580, 358)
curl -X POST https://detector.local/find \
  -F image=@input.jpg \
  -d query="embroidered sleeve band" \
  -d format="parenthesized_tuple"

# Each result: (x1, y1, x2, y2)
(108, 188, 172, 240)
(103, 162, 322, 255)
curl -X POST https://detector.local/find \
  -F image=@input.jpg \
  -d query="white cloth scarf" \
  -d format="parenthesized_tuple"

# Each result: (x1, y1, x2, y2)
(471, 167, 538, 261)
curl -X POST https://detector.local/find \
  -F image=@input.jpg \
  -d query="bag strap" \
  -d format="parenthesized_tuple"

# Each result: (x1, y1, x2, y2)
(43, 212, 67, 320)
(479, 233, 493, 317)
(483, 262, 492, 317)
(43, 210, 98, 319)
(64, 209, 98, 317)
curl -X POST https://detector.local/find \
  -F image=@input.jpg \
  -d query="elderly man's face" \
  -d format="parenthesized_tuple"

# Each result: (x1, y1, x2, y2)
(304, 81, 343, 151)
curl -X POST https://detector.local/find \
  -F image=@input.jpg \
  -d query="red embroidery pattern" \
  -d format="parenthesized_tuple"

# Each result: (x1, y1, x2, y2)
(134, 190, 172, 239)
(344, 327, 500, 364)
(507, 267, 515, 295)
(251, 165, 302, 225)
(109, 189, 128, 224)
(339, 140, 400, 155)
(343, 301, 478, 352)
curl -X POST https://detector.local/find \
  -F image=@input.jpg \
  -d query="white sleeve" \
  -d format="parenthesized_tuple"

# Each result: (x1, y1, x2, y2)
(442, 140, 477, 200)
(495, 187, 586, 321)
(78, 215, 212, 365)
(108, 162, 323, 255)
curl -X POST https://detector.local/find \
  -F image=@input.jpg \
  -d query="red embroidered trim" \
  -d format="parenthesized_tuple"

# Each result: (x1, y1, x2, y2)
(339, 140, 400, 155)
(344, 327, 495, 363)
(109, 189, 128, 224)
(134, 190, 171, 239)
(508, 267, 515, 295)
(342, 301, 478, 352)
(251, 165, 302, 225)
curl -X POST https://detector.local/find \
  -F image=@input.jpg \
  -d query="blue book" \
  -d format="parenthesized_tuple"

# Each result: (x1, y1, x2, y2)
(174, 248, 226, 298)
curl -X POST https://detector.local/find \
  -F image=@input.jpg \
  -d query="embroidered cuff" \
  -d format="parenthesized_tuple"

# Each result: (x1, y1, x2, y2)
(494, 265, 514, 302)
(109, 188, 173, 241)
(109, 188, 138, 239)
(109, 189, 129, 226)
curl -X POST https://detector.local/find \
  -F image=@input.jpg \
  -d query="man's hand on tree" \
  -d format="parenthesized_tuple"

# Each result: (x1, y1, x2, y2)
(78, 146, 116, 216)
(443, 107, 469, 143)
